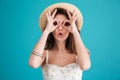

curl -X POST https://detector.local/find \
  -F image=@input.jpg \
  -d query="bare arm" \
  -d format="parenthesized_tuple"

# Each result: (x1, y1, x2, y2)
(28, 30, 49, 68)
(65, 10, 91, 71)
(73, 31, 91, 71)
(28, 9, 58, 68)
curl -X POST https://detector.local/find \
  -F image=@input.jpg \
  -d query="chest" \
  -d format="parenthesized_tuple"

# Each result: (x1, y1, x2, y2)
(48, 52, 76, 66)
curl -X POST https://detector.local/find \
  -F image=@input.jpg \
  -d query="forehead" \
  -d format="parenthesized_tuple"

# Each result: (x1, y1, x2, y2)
(55, 14, 67, 22)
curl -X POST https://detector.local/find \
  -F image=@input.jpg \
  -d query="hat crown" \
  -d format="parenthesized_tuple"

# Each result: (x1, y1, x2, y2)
(39, 2, 83, 32)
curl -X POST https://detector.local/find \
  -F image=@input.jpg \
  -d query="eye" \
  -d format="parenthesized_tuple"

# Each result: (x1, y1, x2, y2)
(64, 22, 70, 27)
(53, 21, 58, 26)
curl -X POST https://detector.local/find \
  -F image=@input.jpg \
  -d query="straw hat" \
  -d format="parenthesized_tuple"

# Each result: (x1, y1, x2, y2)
(39, 2, 83, 32)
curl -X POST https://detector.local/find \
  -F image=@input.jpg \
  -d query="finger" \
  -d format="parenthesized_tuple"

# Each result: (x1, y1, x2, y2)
(62, 20, 71, 30)
(53, 18, 58, 23)
(72, 9, 75, 17)
(73, 9, 75, 13)
(73, 13, 78, 20)
(53, 18, 59, 26)
(63, 20, 70, 24)
(63, 25, 71, 32)
(52, 9, 57, 18)
(53, 19, 59, 29)
(74, 14, 79, 21)
(73, 9, 78, 18)
(62, 23, 68, 30)
(48, 10, 51, 16)
(74, 13, 78, 18)
(67, 10, 71, 19)
(46, 13, 49, 19)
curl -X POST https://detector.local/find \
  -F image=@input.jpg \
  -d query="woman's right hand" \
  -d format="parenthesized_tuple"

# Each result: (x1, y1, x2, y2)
(45, 9, 59, 33)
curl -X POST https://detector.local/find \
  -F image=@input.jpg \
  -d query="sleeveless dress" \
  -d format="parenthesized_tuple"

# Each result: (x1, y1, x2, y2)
(42, 50, 83, 80)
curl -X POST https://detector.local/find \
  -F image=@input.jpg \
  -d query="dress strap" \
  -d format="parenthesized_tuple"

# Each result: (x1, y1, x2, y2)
(75, 55, 79, 63)
(46, 50, 49, 64)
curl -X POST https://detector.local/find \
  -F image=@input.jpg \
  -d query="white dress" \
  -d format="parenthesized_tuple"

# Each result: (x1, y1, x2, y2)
(42, 50, 83, 80)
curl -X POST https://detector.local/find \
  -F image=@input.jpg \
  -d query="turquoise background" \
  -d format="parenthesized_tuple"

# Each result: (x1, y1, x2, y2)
(0, 0, 120, 80)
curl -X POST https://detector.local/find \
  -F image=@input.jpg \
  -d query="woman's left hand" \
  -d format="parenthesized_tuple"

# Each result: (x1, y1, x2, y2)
(63, 9, 78, 33)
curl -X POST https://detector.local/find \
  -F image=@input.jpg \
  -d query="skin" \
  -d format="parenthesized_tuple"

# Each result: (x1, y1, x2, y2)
(46, 14, 76, 67)
(52, 14, 69, 44)
(29, 9, 91, 71)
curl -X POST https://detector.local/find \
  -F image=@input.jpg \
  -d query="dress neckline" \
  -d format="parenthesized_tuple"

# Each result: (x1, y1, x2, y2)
(47, 62, 77, 67)
(43, 50, 78, 68)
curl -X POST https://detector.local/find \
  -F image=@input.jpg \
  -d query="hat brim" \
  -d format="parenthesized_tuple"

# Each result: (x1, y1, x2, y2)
(39, 2, 83, 32)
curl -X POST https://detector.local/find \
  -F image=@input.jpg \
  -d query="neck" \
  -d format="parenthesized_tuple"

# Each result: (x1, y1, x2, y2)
(54, 40, 66, 53)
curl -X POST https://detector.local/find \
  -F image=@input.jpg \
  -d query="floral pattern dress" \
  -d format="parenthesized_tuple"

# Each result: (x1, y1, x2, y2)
(42, 50, 83, 80)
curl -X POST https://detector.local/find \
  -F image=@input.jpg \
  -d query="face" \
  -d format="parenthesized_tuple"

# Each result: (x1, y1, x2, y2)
(52, 14, 69, 42)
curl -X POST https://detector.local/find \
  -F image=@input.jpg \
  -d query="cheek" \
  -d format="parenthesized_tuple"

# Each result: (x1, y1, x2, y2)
(52, 30, 58, 37)
(64, 31, 69, 38)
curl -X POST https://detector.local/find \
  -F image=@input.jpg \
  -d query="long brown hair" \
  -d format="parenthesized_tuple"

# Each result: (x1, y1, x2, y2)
(45, 8, 79, 54)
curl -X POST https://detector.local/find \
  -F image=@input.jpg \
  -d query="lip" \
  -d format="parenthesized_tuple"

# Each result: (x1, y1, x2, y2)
(57, 32, 63, 38)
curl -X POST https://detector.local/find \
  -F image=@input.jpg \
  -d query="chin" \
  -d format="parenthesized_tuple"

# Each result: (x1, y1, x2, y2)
(55, 37, 67, 42)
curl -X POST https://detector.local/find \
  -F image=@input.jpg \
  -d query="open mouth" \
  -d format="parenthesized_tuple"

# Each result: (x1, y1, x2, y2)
(59, 33, 62, 35)
(58, 33, 63, 37)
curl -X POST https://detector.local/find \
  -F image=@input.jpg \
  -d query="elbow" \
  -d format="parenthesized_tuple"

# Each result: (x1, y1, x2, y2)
(28, 60, 40, 69)
(80, 63, 91, 71)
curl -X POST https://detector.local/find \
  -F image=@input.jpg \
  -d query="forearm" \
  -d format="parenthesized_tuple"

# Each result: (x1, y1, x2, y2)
(73, 31, 91, 70)
(29, 30, 49, 68)
(33, 30, 49, 53)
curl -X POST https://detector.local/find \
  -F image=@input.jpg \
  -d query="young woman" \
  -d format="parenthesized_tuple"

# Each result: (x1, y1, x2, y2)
(29, 3, 91, 80)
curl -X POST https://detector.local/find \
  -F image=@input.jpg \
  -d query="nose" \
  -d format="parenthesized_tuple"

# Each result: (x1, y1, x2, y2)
(58, 25, 63, 31)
